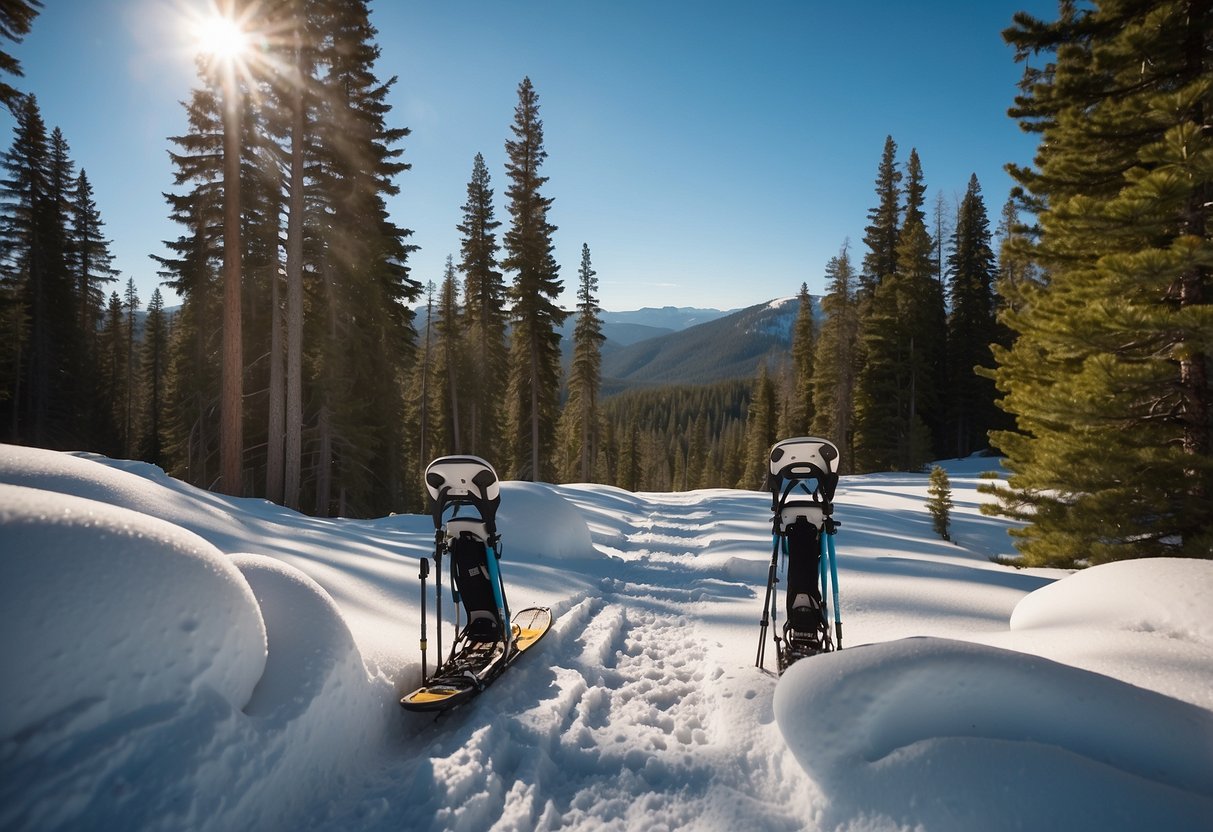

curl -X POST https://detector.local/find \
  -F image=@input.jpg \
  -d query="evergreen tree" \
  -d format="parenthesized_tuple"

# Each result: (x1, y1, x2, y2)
(433, 255, 464, 455)
(927, 465, 953, 542)
(502, 77, 566, 481)
(810, 242, 860, 471)
(560, 243, 605, 481)
(860, 135, 901, 297)
(99, 290, 125, 453)
(784, 282, 816, 436)
(404, 280, 438, 505)
(158, 0, 419, 515)
(741, 365, 778, 489)
(121, 278, 140, 457)
(945, 174, 998, 457)
(987, 0, 1213, 565)
(138, 287, 168, 464)
(457, 152, 507, 458)
(854, 149, 943, 472)
(0, 0, 39, 113)
(0, 95, 83, 447)
(307, 0, 419, 515)
(68, 170, 118, 350)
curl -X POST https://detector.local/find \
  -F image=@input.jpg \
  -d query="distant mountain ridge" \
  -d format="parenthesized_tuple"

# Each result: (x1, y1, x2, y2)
(424, 297, 811, 391)
(598, 297, 803, 388)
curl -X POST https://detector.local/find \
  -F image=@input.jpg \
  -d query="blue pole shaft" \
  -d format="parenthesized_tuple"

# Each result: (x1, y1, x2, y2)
(827, 530, 842, 648)
(819, 531, 830, 621)
(484, 542, 511, 647)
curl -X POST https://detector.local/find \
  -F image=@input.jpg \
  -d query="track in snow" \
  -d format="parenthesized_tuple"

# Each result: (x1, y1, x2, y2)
(307, 493, 823, 831)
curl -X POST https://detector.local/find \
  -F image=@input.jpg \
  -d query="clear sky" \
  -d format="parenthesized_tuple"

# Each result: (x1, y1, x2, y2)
(3, 0, 1057, 313)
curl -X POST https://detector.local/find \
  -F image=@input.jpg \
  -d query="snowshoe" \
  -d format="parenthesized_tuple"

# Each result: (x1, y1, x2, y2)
(756, 437, 844, 674)
(401, 455, 554, 713)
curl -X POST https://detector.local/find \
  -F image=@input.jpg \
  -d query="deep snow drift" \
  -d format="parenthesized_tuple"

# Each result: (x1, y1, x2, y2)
(1, 444, 1211, 831)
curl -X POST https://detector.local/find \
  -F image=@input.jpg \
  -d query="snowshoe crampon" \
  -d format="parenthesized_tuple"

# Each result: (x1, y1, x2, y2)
(400, 606, 552, 712)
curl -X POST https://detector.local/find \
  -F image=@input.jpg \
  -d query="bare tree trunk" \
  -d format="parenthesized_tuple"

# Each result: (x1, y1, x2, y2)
(315, 403, 331, 516)
(284, 22, 306, 512)
(266, 266, 285, 503)
(219, 66, 244, 496)
(530, 334, 540, 481)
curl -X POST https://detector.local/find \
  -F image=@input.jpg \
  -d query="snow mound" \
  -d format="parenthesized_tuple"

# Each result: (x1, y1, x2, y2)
(774, 637, 1213, 831)
(233, 554, 376, 721)
(498, 481, 596, 560)
(0, 483, 267, 742)
(1011, 557, 1213, 644)
(2, 445, 199, 517)
(228, 555, 395, 828)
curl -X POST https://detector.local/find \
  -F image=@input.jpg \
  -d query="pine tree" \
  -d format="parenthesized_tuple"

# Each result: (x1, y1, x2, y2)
(810, 243, 860, 471)
(560, 243, 605, 481)
(860, 135, 902, 297)
(741, 365, 778, 489)
(987, 0, 1213, 565)
(99, 290, 125, 454)
(854, 149, 942, 472)
(307, 0, 420, 515)
(433, 255, 464, 455)
(0, 96, 83, 448)
(121, 278, 140, 457)
(502, 77, 566, 481)
(0, 0, 39, 113)
(784, 282, 816, 436)
(138, 287, 168, 464)
(68, 170, 118, 348)
(457, 152, 507, 458)
(927, 465, 953, 542)
(945, 174, 998, 458)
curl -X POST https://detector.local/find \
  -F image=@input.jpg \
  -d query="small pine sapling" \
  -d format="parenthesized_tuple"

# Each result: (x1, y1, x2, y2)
(927, 465, 953, 542)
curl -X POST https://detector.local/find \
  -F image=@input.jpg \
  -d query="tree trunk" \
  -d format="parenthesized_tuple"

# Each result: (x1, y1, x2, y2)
(219, 68, 244, 496)
(284, 24, 306, 512)
(266, 266, 285, 503)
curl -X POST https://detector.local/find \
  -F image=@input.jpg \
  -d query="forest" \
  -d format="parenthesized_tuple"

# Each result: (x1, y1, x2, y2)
(0, 0, 1209, 566)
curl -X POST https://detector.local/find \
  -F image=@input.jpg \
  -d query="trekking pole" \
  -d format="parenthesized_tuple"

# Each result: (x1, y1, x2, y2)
(419, 555, 430, 683)
(825, 516, 842, 649)
(756, 533, 781, 669)
(484, 535, 512, 658)
(433, 530, 444, 669)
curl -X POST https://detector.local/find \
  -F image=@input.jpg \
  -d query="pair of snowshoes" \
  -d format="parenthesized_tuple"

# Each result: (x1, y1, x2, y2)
(757, 437, 843, 674)
(400, 455, 552, 713)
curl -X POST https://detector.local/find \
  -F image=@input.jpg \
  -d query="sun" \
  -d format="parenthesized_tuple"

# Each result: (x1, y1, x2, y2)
(195, 13, 249, 64)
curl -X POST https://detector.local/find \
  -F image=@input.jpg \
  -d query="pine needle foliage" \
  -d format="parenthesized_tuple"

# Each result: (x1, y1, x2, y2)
(927, 464, 953, 542)
(986, 0, 1213, 566)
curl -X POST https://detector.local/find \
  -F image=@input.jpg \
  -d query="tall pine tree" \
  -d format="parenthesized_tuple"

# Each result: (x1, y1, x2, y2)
(0, 0, 39, 113)
(811, 242, 860, 471)
(502, 77, 566, 481)
(560, 243, 605, 482)
(457, 152, 507, 458)
(860, 135, 902, 297)
(784, 282, 816, 436)
(945, 174, 998, 458)
(988, 0, 1213, 565)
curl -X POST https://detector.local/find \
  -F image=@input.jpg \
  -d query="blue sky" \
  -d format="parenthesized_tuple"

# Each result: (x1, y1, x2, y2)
(3, 0, 1057, 313)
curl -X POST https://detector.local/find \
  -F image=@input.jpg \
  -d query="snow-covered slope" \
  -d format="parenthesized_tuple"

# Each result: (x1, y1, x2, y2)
(2, 445, 1211, 831)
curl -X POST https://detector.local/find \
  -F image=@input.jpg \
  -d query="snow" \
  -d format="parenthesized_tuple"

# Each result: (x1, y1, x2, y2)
(2, 444, 1211, 831)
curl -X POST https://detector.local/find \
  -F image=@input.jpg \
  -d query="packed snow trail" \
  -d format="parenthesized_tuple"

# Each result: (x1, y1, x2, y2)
(10, 448, 1212, 831)
(305, 492, 823, 831)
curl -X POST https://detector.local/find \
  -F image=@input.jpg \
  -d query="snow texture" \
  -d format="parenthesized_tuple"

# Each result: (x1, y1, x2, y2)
(2, 444, 1211, 831)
